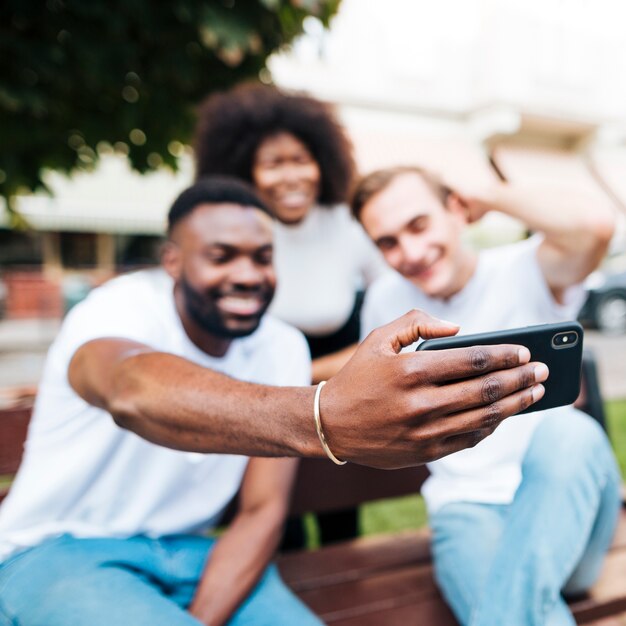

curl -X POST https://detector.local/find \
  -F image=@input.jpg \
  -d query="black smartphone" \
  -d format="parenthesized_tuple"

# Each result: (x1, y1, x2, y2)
(416, 321, 583, 414)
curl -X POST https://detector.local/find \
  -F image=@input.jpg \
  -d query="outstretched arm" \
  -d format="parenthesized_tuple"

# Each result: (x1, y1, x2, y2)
(460, 184, 615, 300)
(68, 309, 546, 468)
(188, 457, 298, 626)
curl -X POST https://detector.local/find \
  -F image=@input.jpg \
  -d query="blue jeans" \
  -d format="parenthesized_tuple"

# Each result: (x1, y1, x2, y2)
(431, 410, 621, 626)
(0, 534, 322, 626)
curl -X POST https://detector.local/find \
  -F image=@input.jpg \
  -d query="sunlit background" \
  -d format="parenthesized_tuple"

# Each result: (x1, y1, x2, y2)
(1, 0, 625, 386)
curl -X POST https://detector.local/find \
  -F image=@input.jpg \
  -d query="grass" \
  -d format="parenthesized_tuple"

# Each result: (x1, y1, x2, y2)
(348, 399, 626, 541)
(0, 475, 12, 492)
(361, 493, 428, 536)
(607, 399, 626, 475)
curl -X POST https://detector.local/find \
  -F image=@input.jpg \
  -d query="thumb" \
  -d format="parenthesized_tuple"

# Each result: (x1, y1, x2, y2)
(382, 309, 460, 354)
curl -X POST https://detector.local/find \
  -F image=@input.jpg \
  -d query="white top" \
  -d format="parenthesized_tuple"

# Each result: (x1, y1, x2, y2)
(361, 237, 585, 514)
(0, 269, 311, 561)
(269, 204, 388, 336)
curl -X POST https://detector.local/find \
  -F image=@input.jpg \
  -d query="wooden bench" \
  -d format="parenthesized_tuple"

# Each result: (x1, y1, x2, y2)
(2, 354, 626, 625)
(279, 460, 626, 625)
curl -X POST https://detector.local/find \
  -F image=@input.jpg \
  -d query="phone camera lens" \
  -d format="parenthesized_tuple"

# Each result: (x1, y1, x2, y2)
(552, 331, 578, 349)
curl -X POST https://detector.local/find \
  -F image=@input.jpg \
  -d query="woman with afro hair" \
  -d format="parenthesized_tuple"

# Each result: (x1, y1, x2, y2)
(194, 83, 386, 385)
(194, 83, 387, 546)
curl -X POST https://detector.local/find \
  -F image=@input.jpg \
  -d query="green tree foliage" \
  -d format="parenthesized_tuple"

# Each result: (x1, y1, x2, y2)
(0, 0, 340, 203)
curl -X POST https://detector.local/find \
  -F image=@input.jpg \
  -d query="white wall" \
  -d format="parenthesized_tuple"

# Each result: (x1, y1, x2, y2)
(271, 0, 626, 124)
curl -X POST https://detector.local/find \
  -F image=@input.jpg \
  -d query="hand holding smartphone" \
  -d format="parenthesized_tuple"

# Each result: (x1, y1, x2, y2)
(417, 321, 583, 414)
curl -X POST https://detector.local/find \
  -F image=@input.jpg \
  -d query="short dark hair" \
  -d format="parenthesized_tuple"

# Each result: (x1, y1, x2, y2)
(193, 83, 355, 207)
(167, 176, 272, 234)
(351, 166, 452, 221)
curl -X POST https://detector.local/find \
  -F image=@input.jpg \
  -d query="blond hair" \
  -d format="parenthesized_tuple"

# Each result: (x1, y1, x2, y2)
(351, 166, 452, 221)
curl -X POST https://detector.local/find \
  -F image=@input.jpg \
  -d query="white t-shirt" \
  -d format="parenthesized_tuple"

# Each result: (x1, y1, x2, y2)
(361, 237, 585, 514)
(0, 269, 311, 561)
(269, 204, 388, 336)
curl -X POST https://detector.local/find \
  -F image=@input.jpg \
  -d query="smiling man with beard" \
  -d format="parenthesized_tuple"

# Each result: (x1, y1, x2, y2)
(167, 187, 277, 353)
(0, 177, 322, 626)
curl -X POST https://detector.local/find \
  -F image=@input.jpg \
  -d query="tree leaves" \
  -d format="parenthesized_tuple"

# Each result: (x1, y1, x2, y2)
(0, 0, 341, 206)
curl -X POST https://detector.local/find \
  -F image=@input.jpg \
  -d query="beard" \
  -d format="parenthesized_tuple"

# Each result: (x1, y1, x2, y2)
(180, 275, 274, 339)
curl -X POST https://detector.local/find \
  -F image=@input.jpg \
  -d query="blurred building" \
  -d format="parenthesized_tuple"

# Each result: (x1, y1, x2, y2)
(1, 0, 625, 317)
(0, 155, 192, 318)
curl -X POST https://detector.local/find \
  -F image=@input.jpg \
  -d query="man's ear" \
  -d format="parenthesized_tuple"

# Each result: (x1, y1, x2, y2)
(445, 192, 470, 224)
(161, 240, 182, 281)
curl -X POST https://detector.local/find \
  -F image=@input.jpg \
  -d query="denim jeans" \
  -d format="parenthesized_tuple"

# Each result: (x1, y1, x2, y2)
(0, 534, 322, 625)
(431, 410, 621, 626)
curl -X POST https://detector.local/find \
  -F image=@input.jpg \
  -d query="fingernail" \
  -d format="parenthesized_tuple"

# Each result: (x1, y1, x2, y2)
(518, 347, 531, 363)
(531, 384, 545, 402)
(534, 364, 549, 382)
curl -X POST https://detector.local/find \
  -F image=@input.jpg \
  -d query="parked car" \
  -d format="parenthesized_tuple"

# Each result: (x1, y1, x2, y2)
(578, 270, 626, 334)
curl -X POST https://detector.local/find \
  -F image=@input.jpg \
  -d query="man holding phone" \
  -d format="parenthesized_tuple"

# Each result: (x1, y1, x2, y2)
(0, 177, 545, 626)
(352, 166, 621, 626)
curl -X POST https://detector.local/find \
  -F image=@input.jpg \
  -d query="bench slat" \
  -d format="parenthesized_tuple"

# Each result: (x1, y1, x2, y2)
(325, 596, 459, 626)
(296, 561, 446, 623)
(585, 617, 626, 626)
(289, 459, 429, 516)
(279, 528, 432, 591)
(282, 509, 626, 625)
(323, 603, 626, 626)
(0, 407, 30, 475)
(294, 545, 626, 626)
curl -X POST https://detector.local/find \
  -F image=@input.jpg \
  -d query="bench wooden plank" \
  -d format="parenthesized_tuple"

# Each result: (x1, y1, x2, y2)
(586, 617, 626, 626)
(279, 528, 432, 591)
(333, 609, 626, 626)
(289, 459, 429, 516)
(325, 597, 458, 626)
(0, 407, 30, 475)
(281, 509, 626, 625)
(292, 544, 626, 626)
(296, 562, 446, 623)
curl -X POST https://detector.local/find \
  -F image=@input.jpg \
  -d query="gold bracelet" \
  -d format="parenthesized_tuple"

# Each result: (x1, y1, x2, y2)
(313, 381, 346, 465)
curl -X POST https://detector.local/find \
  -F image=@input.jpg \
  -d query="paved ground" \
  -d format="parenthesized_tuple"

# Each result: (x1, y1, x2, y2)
(0, 319, 625, 399)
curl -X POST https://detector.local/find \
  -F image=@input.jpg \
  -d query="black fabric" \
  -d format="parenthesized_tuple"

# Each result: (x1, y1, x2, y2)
(316, 508, 359, 545)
